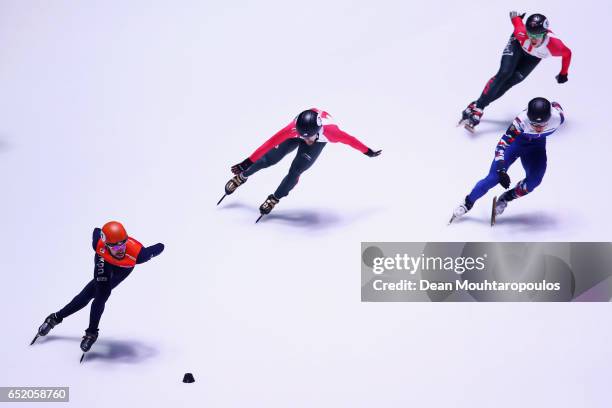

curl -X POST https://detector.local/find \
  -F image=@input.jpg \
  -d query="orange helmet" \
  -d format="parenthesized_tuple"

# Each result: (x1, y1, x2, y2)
(101, 221, 128, 244)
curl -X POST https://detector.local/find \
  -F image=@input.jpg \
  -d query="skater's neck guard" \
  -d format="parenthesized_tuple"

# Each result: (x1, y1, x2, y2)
(95, 237, 143, 268)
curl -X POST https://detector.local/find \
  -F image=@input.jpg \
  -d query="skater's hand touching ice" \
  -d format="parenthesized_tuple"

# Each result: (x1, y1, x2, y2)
(231, 158, 253, 174)
(365, 148, 382, 157)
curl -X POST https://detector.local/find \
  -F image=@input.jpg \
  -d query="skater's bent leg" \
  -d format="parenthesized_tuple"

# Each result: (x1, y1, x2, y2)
(467, 145, 521, 204)
(504, 144, 547, 201)
(490, 56, 541, 103)
(87, 270, 130, 331)
(489, 71, 526, 103)
(516, 54, 540, 80)
(242, 139, 299, 177)
(467, 162, 500, 203)
(56, 280, 97, 320)
(476, 39, 521, 109)
(274, 142, 325, 199)
(87, 280, 112, 332)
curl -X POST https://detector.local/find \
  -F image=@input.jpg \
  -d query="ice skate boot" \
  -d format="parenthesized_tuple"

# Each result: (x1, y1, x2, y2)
(225, 173, 247, 195)
(218, 173, 248, 205)
(464, 107, 483, 133)
(256, 194, 280, 223)
(80, 329, 99, 353)
(31, 313, 63, 345)
(449, 196, 474, 224)
(458, 101, 477, 126)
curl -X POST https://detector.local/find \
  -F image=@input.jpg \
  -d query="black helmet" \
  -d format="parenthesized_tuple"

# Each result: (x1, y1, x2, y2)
(296, 110, 322, 138)
(526, 14, 549, 35)
(527, 97, 552, 124)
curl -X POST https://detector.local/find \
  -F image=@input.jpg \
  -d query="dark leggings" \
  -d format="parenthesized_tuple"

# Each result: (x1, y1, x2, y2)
(476, 37, 541, 109)
(243, 138, 326, 198)
(56, 270, 131, 332)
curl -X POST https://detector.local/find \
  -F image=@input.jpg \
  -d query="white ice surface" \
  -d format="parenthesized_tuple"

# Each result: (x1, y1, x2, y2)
(1, 0, 611, 407)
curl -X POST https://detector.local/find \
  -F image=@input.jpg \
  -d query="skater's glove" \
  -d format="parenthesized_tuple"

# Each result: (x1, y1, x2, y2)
(231, 158, 253, 174)
(365, 148, 382, 157)
(509, 11, 525, 20)
(556, 74, 568, 84)
(497, 170, 511, 189)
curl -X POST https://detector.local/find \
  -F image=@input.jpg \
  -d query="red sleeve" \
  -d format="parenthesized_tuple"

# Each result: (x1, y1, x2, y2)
(248, 121, 296, 162)
(323, 125, 369, 153)
(547, 37, 572, 75)
(511, 16, 528, 42)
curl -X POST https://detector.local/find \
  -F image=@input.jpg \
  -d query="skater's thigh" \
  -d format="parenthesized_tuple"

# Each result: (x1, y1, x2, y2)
(497, 38, 521, 77)
(303, 142, 326, 162)
(94, 279, 112, 301)
(289, 142, 325, 174)
(110, 270, 131, 289)
(255, 138, 300, 167)
(521, 145, 547, 181)
(502, 142, 522, 168)
(516, 54, 541, 78)
(78, 279, 98, 299)
(271, 138, 300, 159)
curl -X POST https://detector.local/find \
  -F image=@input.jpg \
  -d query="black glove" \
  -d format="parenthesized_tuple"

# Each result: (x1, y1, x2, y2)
(365, 148, 382, 157)
(231, 158, 253, 174)
(556, 74, 568, 84)
(497, 169, 511, 189)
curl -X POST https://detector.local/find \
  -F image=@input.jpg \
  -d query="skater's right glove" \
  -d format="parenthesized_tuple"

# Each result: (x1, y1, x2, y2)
(509, 11, 526, 20)
(497, 169, 511, 189)
(231, 158, 253, 174)
(365, 148, 382, 157)
(556, 74, 568, 84)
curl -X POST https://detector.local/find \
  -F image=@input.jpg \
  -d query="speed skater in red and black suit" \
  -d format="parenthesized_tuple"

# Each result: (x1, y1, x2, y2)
(459, 12, 571, 132)
(218, 108, 381, 220)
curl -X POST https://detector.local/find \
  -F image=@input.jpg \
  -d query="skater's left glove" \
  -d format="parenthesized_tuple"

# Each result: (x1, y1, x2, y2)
(231, 158, 253, 174)
(556, 74, 568, 84)
(509, 11, 526, 20)
(365, 148, 382, 157)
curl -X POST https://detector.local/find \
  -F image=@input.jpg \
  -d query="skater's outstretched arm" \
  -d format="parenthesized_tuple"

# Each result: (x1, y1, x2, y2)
(136, 243, 165, 264)
(323, 125, 380, 156)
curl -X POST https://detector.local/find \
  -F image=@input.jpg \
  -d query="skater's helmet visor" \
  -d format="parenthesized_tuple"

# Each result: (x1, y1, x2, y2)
(527, 31, 546, 40)
(106, 239, 127, 252)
